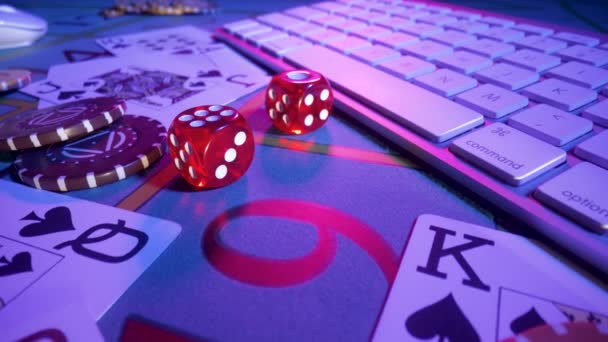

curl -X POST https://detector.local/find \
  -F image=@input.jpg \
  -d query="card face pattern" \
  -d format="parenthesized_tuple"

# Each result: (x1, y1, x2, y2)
(372, 215, 608, 341)
(24, 26, 270, 127)
(96, 25, 222, 57)
(0, 180, 181, 320)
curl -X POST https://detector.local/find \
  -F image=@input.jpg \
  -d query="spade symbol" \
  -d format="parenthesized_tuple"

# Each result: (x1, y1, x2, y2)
(405, 293, 480, 342)
(0, 251, 33, 277)
(57, 90, 85, 100)
(197, 70, 221, 78)
(173, 49, 194, 55)
(20, 206, 76, 237)
(510, 307, 547, 335)
(112, 43, 131, 49)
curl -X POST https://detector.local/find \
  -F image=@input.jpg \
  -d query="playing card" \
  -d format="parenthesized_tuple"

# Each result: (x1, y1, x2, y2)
(22, 48, 269, 127)
(0, 287, 104, 341)
(0, 180, 181, 320)
(373, 215, 608, 341)
(96, 25, 224, 57)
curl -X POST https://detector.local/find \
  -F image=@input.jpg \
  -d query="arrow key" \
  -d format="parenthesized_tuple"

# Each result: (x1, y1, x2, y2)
(507, 104, 593, 146)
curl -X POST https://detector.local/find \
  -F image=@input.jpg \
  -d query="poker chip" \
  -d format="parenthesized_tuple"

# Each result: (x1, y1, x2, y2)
(502, 321, 608, 342)
(0, 69, 31, 93)
(14, 115, 166, 192)
(0, 97, 126, 152)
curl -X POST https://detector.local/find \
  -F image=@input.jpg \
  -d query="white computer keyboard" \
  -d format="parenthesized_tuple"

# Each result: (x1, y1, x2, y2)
(216, 0, 608, 274)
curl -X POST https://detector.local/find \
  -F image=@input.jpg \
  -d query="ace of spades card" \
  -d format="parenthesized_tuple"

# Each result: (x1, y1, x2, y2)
(22, 47, 269, 127)
(0, 180, 181, 323)
(372, 215, 608, 341)
(96, 25, 225, 57)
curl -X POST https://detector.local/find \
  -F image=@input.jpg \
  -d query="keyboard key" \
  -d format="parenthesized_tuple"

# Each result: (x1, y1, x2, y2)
(425, 5, 452, 14)
(413, 68, 478, 96)
(350, 44, 400, 64)
(456, 84, 528, 118)
(369, 4, 402, 15)
(284, 45, 484, 142)
(428, 30, 476, 47)
(474, 63, 539, 90)
(445, 20, 490, 34)
(556, 45, 608, 67)
(535, 162, 608, 233)
(478, 16, 515, 27)
(350, 10, 389, 24)
(507, 104, 592, 146)
(513, 23, 554, 36)
(334, 6, 364, 18)
(575, 131, 608, 169)
(434, 51, 492, 74)
(257, 13, 306, 30)
(326, 35, 371, 53)
(418, 14, 457, 26)
(374, 31, 419, 49)
(478, 27, 525, 43)
(223, 19, 258, 33)
(402, 1, 426, 9)
(448, 10, 481, 21)
(522, 78, 597, 111)
(552, 32, 600, 47)
(234, 24, 272, 39)
(285, 6, 327, 20)
(350, 25, 392, 40)
(287, 22, 323, 36)
(312, 13, 345, 26)
(459, 39, 515, 59)
(401, 40, 452, 60)
(501, 49, 561, 72)
(450, 123, 566, 185)
(302, 28, 346, 44)
(400, 22, 443, 38)
(546, 62, 608, 89)
(375, 16, 414, 30)
(582, 100, 608, 127)
(513, 35, 567, 54)
(261, 35, 312, 56)
(312, 1, 349, 13)
(378, 55, 436, 79)
(394, 9, 431, 20)
(247, 30, 288, 46)
(329, 18, 367, 32)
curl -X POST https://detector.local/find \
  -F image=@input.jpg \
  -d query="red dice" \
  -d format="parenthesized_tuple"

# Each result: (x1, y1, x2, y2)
(265, 69, 333, 135)
(168, 105, 254, 188)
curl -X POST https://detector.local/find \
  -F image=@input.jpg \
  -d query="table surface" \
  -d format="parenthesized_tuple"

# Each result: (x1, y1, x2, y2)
(0, 0, 607, 341)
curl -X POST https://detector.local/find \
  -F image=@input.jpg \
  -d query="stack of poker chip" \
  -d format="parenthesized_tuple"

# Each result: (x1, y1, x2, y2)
(0, 97, 167, 192)
(0, 69, 32, 93)
(102, 0, 218, 18)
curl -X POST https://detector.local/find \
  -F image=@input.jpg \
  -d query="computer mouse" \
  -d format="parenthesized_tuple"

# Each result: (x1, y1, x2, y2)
(0, 4, 47, 49)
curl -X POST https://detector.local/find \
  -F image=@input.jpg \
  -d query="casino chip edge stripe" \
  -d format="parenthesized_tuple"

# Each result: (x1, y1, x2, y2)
(0, 69, 31, 93)
(14, 115, 166, 192)
(0, 97, 127, 152)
